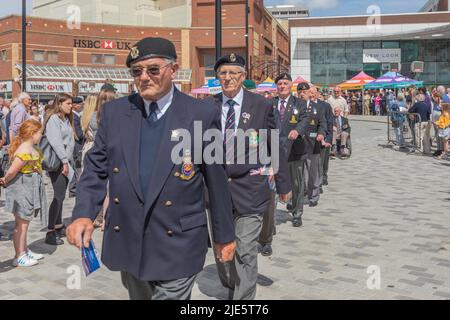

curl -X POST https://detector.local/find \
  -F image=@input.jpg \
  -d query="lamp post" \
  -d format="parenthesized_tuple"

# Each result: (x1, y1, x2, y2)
(245, 0, 249, 78)
(215, 0, 222, 61)
(22, 0, 27, 91)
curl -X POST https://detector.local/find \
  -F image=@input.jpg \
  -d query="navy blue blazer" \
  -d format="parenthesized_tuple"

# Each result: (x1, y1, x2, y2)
(72, 89, 235, 281)
(206, 90, 291, 215)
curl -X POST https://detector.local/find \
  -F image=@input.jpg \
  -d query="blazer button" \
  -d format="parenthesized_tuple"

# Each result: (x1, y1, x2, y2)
(167, 230, 173, 237)
(174, 172, 180, 177)
(228, 178, 232, 182)
(114, 198, 120, 204)
(165, 201, 173, 207)
(113, 167, 119, 173)
(113, 225, 120, 232)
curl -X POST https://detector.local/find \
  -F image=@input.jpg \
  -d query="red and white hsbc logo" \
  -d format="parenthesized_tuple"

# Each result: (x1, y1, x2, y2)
(74, 39, 131, 50)
(102, 41, 115, 49)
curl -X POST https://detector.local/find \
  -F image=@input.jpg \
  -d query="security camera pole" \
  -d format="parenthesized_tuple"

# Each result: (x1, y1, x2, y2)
(22, 0, 27, 90)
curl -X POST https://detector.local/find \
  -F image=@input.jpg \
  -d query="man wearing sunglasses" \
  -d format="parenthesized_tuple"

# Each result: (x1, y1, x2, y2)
(207, 53, 291, 300)
(67, 37, 236, 300)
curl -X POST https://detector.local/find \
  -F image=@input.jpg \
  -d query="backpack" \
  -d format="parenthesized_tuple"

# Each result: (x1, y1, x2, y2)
(390, 103, 406, 123)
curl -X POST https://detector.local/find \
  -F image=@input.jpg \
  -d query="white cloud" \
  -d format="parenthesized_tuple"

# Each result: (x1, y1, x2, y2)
(282, 0, 339, 10)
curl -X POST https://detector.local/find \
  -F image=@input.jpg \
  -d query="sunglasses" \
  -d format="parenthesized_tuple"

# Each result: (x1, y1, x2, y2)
(130, 62, 172, 77)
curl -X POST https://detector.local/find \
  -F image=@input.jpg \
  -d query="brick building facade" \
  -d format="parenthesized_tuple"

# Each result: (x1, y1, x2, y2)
(0, 0, 289, 99)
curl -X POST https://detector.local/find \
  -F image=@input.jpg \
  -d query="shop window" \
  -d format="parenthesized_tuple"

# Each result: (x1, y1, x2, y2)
(91, 54, 103, 64)
(363, 41, 381, 49)
(104, 54, 116, 65)
(33, 50, 45, 62)
(382, 41, 399, 49)
(47, 51, 58, 63)
(1, 50, 6, 62)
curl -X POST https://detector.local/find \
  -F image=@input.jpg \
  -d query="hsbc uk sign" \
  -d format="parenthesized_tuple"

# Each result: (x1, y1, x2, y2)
(74, 39, 132, 50)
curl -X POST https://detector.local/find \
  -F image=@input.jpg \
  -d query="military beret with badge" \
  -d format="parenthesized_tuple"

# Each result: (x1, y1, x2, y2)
(214, 53, 246, 72)
(275, 73, 292, 84)
(126, 37, 177, 67)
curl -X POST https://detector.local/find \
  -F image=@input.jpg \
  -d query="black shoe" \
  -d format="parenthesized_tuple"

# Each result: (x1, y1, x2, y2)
(286, 203, 293, 211)
(309, 201, 318, 207)
(322, 179, 328, 186)
(292, 216, 303, 227)
(45, 231, 64, 245)
(261, 244, 273, 257)
(0, 232, 11, 241)
(55, 225, 66, 238)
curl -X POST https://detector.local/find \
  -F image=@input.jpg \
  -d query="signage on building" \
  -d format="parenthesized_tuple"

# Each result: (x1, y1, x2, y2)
(0, 81, 12, 92)
(207, 78, 222, 95)
(74, 39, 132, 50)
(78, 82, 130, 94)
(363, 49, 401, 63)
(26, 81, 72, 93)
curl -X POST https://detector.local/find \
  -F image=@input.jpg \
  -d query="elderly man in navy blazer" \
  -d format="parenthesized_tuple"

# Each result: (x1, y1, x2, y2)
(67, 37, 236, 300)
(207, 53, 291, 300)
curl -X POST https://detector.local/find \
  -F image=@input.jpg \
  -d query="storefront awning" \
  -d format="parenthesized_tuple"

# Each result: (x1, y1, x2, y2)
(15, 64, 192, 83)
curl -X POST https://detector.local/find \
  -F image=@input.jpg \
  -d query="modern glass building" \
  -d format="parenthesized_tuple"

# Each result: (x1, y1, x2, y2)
(290, 12, 450, 87)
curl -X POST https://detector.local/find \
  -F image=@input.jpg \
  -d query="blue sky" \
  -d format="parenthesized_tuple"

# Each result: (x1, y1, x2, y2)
(0, 0, 428, 18)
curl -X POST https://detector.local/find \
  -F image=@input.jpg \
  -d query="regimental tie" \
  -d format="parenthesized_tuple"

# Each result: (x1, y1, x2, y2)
(225, 99, 237, 164)
(148, 101, 159, 122)
(279, 99, 286, 122)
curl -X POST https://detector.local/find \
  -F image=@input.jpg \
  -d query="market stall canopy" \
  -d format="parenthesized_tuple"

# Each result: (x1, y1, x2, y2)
(364, 72, 423, 89)
(191, 84, 209, 95)
(338, 71, 375, 90)
(256, 77, 277, 92)
(291, 75, 308, 92)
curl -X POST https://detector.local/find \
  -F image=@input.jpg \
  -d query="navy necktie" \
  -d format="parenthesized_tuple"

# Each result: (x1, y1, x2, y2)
(148, 102, 158, 122)
(225, 99, 236, 132)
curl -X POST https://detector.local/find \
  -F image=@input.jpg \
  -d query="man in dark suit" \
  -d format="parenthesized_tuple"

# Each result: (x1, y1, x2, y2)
(288, 83, 327, 227)
(207, 54, 291, 300)
(310, 87, 333, 188)
(69, 96, 85, 198)
(258, 73, 299, 257)
(67, 37, 236, 300)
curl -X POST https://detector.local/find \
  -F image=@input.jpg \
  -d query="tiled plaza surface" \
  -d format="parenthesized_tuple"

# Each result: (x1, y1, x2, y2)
(0, 117, 449, 300)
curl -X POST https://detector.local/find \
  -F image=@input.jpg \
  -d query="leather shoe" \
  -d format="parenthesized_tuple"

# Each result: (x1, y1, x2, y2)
(286, 203, 293, 211)
(309, 201, 318, 207)
(322, 179, 328, 186)
(55, 225, 66, 238)
(261, 244, 272, 257)
(45, 231, 64, 246)
(292, 216, 303, 227)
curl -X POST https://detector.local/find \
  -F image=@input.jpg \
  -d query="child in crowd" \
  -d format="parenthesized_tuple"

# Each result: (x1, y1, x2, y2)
(0, 120, 48, 267)
(435, 103, 450, 160)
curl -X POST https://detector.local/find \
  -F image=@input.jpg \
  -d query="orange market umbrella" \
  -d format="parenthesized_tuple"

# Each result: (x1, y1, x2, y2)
(338, 71, 375, 90)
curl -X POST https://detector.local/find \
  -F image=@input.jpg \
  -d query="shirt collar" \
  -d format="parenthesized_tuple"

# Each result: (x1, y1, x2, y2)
(223, 88, 244, 107)
(143, 85, 175, 113)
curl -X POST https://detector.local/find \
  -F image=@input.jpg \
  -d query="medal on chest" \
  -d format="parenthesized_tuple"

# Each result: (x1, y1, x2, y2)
(180, 150, 195, 181)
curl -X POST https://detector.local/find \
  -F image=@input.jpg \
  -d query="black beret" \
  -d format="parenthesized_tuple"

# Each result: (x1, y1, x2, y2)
(297, 82, 310, 91)
(101, 83, 117, 93)
(214, 53, 246, 72)
(275, 73, 292, 84)
(126, 37, 177, 67)
(72, 96, 84, 104)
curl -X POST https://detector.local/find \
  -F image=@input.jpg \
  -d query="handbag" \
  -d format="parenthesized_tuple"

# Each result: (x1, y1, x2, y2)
(39, 135, 62, 172)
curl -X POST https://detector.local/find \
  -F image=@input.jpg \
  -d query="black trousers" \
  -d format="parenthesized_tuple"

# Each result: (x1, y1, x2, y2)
(48, 169, 68, 230)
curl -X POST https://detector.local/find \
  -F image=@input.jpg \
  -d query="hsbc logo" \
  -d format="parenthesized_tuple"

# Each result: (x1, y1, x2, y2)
(74, 39, 131, 50)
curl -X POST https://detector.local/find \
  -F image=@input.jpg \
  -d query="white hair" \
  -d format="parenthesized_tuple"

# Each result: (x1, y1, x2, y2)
(437, 85, 446, 95)
(18, 92, 31, 103)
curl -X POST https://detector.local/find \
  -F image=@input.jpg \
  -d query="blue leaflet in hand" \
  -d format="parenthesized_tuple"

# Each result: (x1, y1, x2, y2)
(81, 240, 101, 276)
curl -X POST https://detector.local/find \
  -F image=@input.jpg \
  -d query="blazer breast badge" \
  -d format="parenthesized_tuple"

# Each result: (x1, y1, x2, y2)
(180, 150, 195, 181)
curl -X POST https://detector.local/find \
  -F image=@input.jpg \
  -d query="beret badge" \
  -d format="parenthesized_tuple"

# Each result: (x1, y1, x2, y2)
(230, 53, 236, 62)
(130, 46, 140, 59)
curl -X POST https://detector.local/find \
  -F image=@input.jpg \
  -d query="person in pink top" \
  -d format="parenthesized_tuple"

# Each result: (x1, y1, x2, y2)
(375, 94, 382, 116)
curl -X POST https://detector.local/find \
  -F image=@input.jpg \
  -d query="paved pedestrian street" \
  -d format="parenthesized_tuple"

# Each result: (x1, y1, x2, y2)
(0, 117, 449, 300)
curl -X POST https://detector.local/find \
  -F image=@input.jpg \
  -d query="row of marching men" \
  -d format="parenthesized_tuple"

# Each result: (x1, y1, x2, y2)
(66, 37, 336, 300)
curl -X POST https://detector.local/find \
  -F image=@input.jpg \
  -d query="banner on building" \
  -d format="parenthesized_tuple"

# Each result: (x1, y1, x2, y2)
(26, 81, 72, 93)
(363, 49, 401, 63)
(78, 82, 130, 94)
(0, 81, 12, 92)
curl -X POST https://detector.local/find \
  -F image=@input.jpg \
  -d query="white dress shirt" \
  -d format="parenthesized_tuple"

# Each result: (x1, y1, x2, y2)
(221, 88, 244, 135)
(277, 95, 291, 113)
(143, 85, 174, 119)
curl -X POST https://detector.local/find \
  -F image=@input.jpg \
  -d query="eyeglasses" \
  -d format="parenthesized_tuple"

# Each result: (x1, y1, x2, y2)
(130, 62, 172, 77)
(217, 70, 244, 78)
